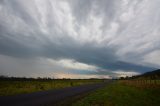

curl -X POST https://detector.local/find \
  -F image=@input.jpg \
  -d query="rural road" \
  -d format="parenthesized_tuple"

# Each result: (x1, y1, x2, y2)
(0, 81, 112, 106)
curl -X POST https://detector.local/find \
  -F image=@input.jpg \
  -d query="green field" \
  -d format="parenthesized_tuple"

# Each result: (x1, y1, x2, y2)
(0, 79, 102, 96)
(73, 80, 160, 106)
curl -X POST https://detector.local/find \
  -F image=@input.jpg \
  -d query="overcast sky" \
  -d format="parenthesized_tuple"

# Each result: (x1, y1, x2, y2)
(0, 0, 160, 78)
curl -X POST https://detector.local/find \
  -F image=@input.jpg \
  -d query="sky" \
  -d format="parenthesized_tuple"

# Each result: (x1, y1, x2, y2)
(0, 0, 160, 79)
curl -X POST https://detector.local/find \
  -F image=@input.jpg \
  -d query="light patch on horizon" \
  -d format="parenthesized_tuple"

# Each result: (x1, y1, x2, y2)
(53, 73, 112, 79)
(113, 70, 140, 78)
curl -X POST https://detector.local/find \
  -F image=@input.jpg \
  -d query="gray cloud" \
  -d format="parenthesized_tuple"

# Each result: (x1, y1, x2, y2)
(0, 0, 159, 78)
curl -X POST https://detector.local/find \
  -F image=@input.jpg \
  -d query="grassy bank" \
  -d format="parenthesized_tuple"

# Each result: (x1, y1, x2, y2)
(0, 79, 103, 96)
(72, 80, 160, 106)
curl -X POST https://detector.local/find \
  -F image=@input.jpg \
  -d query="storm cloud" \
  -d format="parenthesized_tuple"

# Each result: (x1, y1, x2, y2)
(0, 0, 159, 78)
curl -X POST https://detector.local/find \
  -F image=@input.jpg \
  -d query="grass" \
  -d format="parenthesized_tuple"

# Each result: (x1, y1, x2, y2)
(72, 80, 160, 106)
(0, 79, 103, 96)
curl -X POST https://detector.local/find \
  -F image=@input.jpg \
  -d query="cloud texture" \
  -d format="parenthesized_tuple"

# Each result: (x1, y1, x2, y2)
(0, 0, 160, 78)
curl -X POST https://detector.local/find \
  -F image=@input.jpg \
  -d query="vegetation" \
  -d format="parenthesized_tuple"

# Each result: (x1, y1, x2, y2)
(0, 77, 103, 96)
(72, 80, 160, 106)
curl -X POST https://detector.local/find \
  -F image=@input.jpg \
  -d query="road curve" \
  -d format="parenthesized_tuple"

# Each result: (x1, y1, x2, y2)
(0, 81, 112, 106)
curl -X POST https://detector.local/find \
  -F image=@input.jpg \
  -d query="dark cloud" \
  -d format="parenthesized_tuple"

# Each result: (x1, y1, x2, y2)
(0, 32, 155, 73)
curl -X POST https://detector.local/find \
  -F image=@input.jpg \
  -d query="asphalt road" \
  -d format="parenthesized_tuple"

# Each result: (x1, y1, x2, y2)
(0, 81, 112, 106)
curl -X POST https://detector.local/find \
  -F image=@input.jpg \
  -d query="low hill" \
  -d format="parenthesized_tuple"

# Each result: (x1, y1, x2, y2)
(134, 69, 160, 80)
